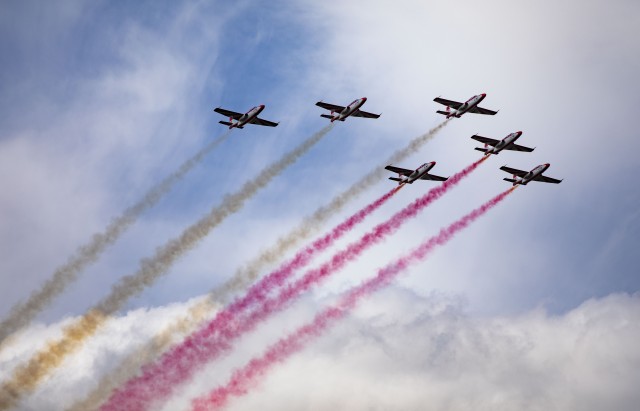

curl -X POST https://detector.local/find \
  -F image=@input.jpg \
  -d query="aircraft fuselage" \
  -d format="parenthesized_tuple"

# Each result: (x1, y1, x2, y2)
(229, 105, 265, 128)
(513, 163, 550, 185)
(330, 97, 367, 122)
(485, 131, 523, 155)
(446, 93, 486, 118)
(398, 161, 436, 184)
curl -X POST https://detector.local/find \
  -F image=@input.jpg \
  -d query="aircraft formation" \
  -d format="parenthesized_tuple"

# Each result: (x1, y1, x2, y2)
(215, 93, 563, 187)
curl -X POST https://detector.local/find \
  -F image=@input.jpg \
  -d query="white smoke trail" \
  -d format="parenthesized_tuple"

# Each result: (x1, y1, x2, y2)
(0, 125, 333, 410)
(66, 120, 449, 410)
(0, 132, 230, 347)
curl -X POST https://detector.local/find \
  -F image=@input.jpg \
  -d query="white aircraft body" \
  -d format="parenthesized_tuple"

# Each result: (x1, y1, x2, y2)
(214, 105, 279, 129)
(500, 163, 563, 186)
(315, 97, 380, 122)
(471, 131, 534, 155)
(385, 162, 448, 185)
(433, 93, 498, 118)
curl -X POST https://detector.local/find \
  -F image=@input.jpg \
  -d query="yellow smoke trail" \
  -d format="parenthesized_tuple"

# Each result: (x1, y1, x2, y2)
(0, 132, 231, 347)
(0, 125, 333, 410)
(67, 120, 450, 411)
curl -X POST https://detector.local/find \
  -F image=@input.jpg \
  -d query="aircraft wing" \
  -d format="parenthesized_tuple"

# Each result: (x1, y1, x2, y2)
(500, 166, 528, 177)
(433, 97, 463, 109)
(468, 105, 498, 115)
(316, 101, 345, 112)
(351, 109, 381, 119)
(385, 165, 412, 176)
(471, 135, 499, 146)
(250, 117, 279, 127)
(214, 107, 243, 119)
(532, 174, 563, 184)
(505, 143, 535, 152)
(420, 173, 448, 182)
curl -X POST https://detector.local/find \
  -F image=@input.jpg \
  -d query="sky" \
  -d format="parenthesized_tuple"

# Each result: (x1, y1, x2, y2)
(0, 0, 639, 410)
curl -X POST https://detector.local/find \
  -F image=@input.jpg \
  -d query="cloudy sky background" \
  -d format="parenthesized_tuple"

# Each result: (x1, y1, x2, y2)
(1, 0, 639, 409)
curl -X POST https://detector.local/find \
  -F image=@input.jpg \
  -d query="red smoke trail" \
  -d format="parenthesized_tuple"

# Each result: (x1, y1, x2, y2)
(102, 158, 485, 411)
(102, 158, 486, 411)
(100, 186, 399, 411)
(192, 186, 516, 410)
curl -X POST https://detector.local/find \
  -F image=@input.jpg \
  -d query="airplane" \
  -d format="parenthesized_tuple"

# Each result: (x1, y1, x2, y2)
(500, 163, 563, 186)
(213, 105, 279, 129)
(471, 131, 534, 156)
(315, 97, 381, 122)
(433, 93, 498, 118)
(385, 162, 448, 185)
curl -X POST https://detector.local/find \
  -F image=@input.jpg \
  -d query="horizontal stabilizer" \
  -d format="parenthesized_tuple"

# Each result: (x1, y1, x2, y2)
(388, 177, 404, 182)
(436, 110, 450, 116)
(474, 147, 489, 153)
(503, 178, 518, 183)
(320, 114, 333, 119)
(218, 121, 242, 128)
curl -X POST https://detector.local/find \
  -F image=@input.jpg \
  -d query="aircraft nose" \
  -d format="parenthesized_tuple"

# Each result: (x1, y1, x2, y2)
(361, 97, 367, 102)
(517, 131, 523, 135)
(260, 104, 265, 108)
(545, 163, 550, 167)
(481, 93, 486, 97)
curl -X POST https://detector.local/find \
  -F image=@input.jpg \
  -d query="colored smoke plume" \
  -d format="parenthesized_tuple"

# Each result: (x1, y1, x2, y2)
(0, 132, 230, 346)
(0, 125, 333, 410)
(100, 154, 481, 411)
(193, 186, 516, 410)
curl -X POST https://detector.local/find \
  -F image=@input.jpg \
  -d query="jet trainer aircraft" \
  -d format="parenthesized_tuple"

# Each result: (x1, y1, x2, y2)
(500, 164, 563, 186)
(385, 162, 448, 185)
(315, 97, 381, 122)
(433, 94, 498, 118)
(471, 131, 534, 156)
(213, 105, 279, 129)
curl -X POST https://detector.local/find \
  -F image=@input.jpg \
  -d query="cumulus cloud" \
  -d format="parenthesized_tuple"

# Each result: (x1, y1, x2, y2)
(1, 290, 638, 410)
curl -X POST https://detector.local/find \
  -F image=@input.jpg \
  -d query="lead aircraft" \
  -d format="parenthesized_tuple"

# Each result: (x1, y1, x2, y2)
(315, 97, 381, 122)
(214, 105, 279, 129)
(385, 162, 448, 185)
(471, 131, 534, 155)
(433, 93, 498, 118)
(500, 164, 563, 186)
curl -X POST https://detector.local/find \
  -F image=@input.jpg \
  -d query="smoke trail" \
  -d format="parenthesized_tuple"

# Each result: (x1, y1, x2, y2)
(100, 156, 483, 411)
(0, 125, 333, 411)
(70, 121, 449, 410)
(218, 120, 451, 302)
(71, 186, 399, 411)
(98, 186, 400, 411)
(0, 132, 230, 346)
(193, 186, 517, 410)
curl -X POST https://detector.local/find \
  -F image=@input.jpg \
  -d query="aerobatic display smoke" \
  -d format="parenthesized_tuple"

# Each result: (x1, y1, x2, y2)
(217, 120, 451, 303)
(72, 120, 450, 410)
(193, 186, 517, 410)
(99, 155, 483, 411)
(0, 132, 230, 346)
(71, 185, 399, 411)
(0, 125, 333, 411)
(99, 186, 401, 411)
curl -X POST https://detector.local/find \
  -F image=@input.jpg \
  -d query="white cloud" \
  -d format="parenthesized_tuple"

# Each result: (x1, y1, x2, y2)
(3, 290, 638, 410)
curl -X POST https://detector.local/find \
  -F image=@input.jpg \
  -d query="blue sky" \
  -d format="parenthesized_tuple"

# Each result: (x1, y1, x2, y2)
(1, 1, 639, 409)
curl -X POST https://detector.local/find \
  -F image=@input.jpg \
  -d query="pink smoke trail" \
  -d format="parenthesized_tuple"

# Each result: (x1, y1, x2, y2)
(100, 186, 400, 411)
(193, 186, 516, 410)
(102, 158, 486, 411)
